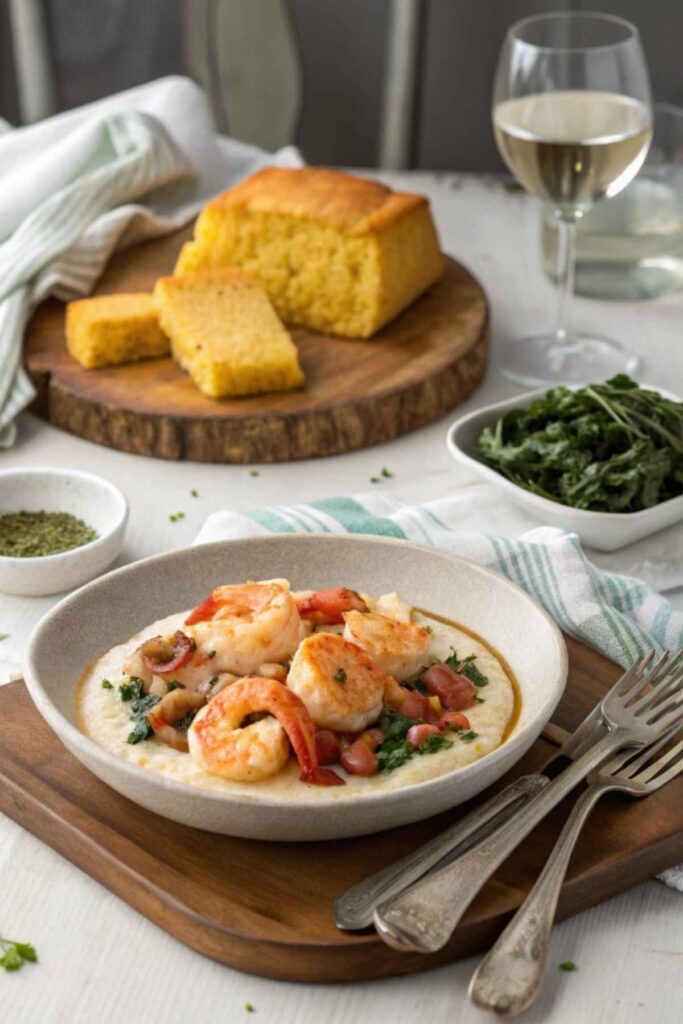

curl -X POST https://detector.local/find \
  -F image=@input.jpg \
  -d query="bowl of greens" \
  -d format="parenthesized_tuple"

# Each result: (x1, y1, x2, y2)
(447, 376, 683, 551)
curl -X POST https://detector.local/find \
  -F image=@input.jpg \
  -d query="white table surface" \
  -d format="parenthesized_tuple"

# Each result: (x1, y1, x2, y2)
(1, 172, 682, 1024)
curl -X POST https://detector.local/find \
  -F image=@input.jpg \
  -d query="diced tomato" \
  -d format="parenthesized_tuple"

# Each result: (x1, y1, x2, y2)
(400, 691, 431, 720)
(439, 711, 471, 732)
(341, 739, 378, 776)
(358, 728, 385, 751)
(315, 729, 342, 765)
(295, 587, 368, 624)
(406, 723, 440, 749)
(421, 664, 477, 711)
(302, 766, 345, 786)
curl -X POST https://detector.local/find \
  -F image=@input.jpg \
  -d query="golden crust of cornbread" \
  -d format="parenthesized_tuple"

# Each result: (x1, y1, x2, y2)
(153, 270, 305, 399)
(66, 293, 169, 369)
(175, 167, 443, 338)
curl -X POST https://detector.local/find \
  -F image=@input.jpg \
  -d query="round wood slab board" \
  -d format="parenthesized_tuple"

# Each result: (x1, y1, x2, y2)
(24, 225, 489, 463)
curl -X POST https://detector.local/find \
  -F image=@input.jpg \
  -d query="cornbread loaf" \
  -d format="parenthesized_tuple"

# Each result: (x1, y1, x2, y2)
(66, 293, 169, 369)
(175, 167, 443, 338)
(153, 270, 305, 399)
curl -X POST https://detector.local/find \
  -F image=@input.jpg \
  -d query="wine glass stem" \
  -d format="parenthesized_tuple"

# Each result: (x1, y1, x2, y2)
(554, 216, 576, 347)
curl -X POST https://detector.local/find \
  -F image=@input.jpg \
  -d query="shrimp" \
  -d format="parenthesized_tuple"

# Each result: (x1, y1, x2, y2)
(342, 610, 431, 681)
(287, 632, 391, 732)
(188, 676, 343, 785)
(183, 579, 304, 676)
(147, 688, 207, 752)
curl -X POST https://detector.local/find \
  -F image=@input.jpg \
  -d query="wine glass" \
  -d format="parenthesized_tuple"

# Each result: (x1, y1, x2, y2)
(493, 12, 653, 386)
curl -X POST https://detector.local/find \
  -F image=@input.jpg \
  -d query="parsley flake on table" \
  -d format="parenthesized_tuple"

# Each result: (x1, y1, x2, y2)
(249, 470, 260, 477)
(169, 511, 185, 522)
(245, 1003, 256, 1013)
(190, 489, 199, 497)
(559, 961, 577, 972)
(0, 938, 37, 972)
(381, 467, 393, 478)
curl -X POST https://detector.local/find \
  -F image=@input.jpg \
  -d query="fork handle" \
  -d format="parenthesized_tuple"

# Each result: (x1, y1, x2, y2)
(468, 783, 607, 1017)
(373, 732, 619, 953)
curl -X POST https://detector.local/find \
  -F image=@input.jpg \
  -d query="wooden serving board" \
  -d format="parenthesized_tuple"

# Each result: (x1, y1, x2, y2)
(1, 636, 681, 983)
(24, 227, 489, 463)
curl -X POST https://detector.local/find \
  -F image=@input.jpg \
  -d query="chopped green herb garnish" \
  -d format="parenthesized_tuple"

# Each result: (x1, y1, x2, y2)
(208, 650, 217, 659)
(245, 1004, 255, 1014)
(190, 489, 199, 497)
(127, 719, 153, 745)
(459, 731, 479, 743)
(0, 938, 37, 972)
(334, 668, 347, 683)
(477, 375, 683, 513)
(207, 675, 219, 687)
(121, 682, 161, 744)
(381, 467, 393, 478)
(475, 696, 486, 703)
(445, 648, 489, 687)
(166, 681, 185, 692)
(249, 470, 260, 477)
(375, 709, 453, 773)
(424, 624, 433, 633)
(559, 961, 577, 972)
(0, 632, 9, 641)
(101, 679, 113, 689)
(175, 709, 198, 733)
(169, 511, 185, 523)
(370, 477, 380, 484)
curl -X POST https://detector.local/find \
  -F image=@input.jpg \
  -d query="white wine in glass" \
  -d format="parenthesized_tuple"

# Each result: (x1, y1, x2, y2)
(493, 13, 653, 385)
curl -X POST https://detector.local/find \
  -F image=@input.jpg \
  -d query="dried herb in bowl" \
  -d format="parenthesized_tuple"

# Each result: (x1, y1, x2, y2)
(0, 510, 98, 557)
(476, 376, 683, 513)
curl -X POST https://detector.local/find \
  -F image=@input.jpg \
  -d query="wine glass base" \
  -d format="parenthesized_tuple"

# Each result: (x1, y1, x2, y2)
(499, 333, 640, 388)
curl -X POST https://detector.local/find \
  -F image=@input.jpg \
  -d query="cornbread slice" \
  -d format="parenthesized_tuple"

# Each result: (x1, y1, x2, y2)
(66, 293, 169, 369)
(175, 167, 443, 338)
(153, 270, 305, 398)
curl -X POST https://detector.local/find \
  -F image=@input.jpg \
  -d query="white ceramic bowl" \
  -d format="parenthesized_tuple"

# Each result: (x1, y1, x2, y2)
(24, 535, 567, 841)
(447, 387, 683, 552)
(0, 468, 128, 596)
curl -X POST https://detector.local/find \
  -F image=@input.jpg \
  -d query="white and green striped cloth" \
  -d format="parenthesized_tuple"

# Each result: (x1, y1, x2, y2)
(196, 492, 683, 670)
(197, 491, 683, 891)
(0, 75, 301, 447)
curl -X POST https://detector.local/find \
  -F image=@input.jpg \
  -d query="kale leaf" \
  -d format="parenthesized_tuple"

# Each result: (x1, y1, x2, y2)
(476, 376, 683, 513)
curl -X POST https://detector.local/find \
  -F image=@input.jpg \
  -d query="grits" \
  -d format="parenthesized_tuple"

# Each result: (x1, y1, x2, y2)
(78, 595, 515, 800)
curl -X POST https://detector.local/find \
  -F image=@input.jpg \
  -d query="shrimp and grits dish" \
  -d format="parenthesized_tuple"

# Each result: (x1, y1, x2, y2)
(78, 579, 517, 798)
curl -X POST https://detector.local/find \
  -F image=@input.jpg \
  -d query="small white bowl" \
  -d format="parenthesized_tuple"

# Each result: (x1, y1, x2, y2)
(447, 387, 683, 552)
(0, 468, 128, 596)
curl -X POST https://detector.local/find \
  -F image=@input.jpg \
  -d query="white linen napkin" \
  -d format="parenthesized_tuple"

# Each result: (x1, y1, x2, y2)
(195, 491, 683, 891)
(0, 75, 302, 447)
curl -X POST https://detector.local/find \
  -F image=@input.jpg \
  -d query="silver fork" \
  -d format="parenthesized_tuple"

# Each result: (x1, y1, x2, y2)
(373, 650, 683, 954)
(469, 726, 683, 1017)
(333, 651, 660, 931)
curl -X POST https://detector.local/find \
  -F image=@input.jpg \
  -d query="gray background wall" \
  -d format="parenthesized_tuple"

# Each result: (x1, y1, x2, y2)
(0, 0, 680, 170)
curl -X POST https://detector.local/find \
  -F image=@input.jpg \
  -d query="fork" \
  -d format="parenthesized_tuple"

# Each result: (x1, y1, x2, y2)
(334, 651, 660, 931)
(373, 650, 683, 954)
(468, 726, 683, 1017)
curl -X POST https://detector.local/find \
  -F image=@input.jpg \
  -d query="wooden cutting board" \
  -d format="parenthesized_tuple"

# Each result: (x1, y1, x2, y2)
(24, 227, 488, 463)
(1, 636, 681, 983)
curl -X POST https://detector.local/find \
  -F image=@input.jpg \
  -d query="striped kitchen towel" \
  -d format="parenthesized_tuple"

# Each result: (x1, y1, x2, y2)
(196, 490, 683, 892)
(0, 75, 301, 448)
(195, 491, 683, 670)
